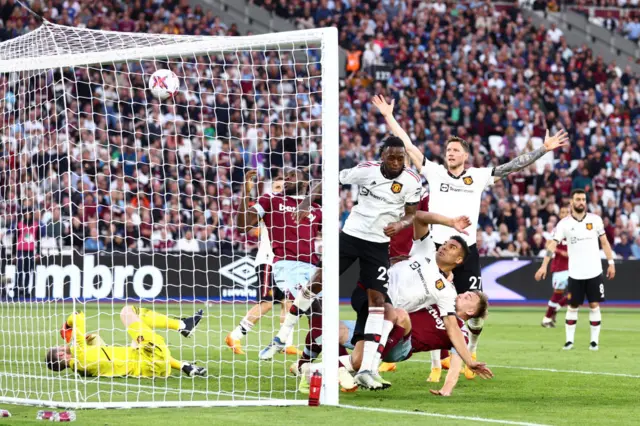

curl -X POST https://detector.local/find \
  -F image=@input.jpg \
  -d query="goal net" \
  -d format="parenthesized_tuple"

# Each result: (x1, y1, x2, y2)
(0, 21, 339, 409)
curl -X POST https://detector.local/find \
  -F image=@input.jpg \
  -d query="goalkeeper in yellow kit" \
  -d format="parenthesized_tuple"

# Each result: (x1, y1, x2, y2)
(45, 306, 206, 378)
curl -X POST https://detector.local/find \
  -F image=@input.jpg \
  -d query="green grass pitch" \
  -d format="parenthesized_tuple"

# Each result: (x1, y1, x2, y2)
(1, 303, 639, 425)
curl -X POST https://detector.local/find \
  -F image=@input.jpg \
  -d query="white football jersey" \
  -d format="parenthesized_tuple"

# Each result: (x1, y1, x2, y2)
(254, 220, 274, 266)
(552, 213, 605, 280)
(387, 236, 457, 316)
(421, 159, 494, 246)
(340, 161, 422, 243)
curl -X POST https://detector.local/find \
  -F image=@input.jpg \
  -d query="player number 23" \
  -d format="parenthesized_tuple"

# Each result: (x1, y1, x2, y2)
(377, 266, 388, 281)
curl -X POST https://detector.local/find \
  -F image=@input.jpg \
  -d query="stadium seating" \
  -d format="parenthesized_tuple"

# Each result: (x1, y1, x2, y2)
(0, 0, 638, 260)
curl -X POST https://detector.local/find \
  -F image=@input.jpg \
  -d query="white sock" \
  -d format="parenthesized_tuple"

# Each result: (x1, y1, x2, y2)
(430, 350, 442, 369)
(565, 307, 578, 343)
(372, 320, 394, 372)
(284, 322, 294, 347)
(589, 306, 601, 345)
(358, 307, 384, 373)
(276, 288, 314, 342)
(467, 317, 484, 353)
(231, 317, 254, 341)
(340, 355, 354, 373)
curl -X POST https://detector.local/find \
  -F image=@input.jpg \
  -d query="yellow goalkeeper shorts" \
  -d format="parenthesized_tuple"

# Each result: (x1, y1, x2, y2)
(127, 321, 171, 378)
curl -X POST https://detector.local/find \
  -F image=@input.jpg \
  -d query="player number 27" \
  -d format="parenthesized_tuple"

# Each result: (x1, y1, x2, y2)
(469, 276, 482, 290)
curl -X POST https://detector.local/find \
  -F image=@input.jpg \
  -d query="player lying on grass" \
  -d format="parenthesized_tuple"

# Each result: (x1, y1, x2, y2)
(291, 211, 492, 392)
(46, 306, 206, 378)
(339, 294, 490, 396)
(344, 218, 492, 389)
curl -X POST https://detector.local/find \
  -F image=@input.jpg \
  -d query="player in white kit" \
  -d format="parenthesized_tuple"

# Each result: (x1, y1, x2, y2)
(372, 95, 569, 380)
(344, 210, 493, 392)
(262, 137, 422, 389)
(535, 189, 616, 351)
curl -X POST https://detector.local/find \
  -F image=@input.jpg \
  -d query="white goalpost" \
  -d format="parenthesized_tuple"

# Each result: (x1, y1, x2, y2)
(0, 20, 339, 408)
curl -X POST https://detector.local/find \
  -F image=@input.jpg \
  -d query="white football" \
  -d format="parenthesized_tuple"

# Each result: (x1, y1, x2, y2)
(149, 69, 180, 100)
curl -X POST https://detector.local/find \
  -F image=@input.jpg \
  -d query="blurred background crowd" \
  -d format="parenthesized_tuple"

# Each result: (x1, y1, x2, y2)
(0, 0, 638, 263)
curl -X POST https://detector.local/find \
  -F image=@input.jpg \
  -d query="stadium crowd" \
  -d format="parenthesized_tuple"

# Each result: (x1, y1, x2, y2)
(0, 0, 638, 264)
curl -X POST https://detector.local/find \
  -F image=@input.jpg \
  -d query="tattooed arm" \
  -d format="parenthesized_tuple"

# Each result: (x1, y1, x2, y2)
(493, 146, 548, 180)
(492, 129, 569, 182)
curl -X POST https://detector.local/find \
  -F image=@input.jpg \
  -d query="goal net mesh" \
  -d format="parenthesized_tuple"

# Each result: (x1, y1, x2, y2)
(0, 21, 337, 408)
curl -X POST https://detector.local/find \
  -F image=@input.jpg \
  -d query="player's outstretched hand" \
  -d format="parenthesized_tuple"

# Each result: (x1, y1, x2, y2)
(244, 169, 258, 194)
(383, 221, 403, 237)
(534, 267, 547, 282)
(429, 389, 451, 397)
(452, 215, 472, 235)
(543, 129, 570, 152)
(606, 264, 616, 280)
(372, 95, 395, 117)
(468, 361, 493, 379)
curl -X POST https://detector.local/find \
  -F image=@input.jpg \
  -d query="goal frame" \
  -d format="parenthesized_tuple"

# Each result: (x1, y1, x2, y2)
(0, 22, 340, 409)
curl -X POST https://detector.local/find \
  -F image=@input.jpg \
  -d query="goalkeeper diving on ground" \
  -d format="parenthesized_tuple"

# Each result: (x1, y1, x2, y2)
(46, 306, 206, 378)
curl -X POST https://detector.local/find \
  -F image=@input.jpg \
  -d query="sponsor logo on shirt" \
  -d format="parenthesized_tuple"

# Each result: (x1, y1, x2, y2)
(463, 176, 473, 185)
(278, 204, 298, 213)
(359, 187, 391, 202)
(439, 183, 473, 194)
(426, 305, 446, 330)
(570, 235, 597, 244)
(435, 279, 445, 290)
(391, 182, 403, 193)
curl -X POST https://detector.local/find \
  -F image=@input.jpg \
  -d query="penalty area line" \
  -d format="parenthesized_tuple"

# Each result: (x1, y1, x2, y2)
(339, 404, 550, 426)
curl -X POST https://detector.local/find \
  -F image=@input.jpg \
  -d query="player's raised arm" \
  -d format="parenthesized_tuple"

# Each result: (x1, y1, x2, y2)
(62, 312, 87, 348)
(372, 95, 425, 172)
(383, 202, 418, 237)
(442, 315, 493, 379)
(493, 129, 570, 182)
(413, 211, 472, 241)
(235, 170, 260, 233)
(599, 234, 616, 279)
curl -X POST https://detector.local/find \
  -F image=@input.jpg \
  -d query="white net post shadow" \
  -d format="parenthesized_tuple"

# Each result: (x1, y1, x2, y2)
(0, 21, 339, 409)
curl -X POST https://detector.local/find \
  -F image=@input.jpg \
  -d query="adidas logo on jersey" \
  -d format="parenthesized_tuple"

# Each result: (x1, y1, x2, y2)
(371, 181, 377, 185)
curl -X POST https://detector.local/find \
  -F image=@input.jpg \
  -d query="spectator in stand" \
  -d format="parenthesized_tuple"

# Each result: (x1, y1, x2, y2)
(614, 233, 633, 259)
(623, 16, 640, 42)
(177, 229, 200, 253)
(631, 236, 640, 260)
(84, 226, 104, 253)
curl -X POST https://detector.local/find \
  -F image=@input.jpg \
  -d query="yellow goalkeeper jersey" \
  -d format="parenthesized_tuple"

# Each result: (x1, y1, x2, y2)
(67, 313, 171, 378)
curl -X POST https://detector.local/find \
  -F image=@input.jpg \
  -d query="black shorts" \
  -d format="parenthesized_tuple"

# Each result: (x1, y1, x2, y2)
(568, 274, 605, 305)
(350, 282, 392, 345)
(340, 231, 390, 294)
(436, 242, 482, 294)
(254, 264, 285, 303)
